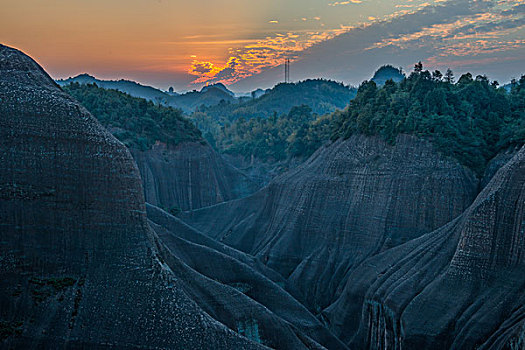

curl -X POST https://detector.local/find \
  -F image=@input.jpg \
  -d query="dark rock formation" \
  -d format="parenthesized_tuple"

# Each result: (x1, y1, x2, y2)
(179, 134, 479, 312)
(133, 141, 259, 211)
(147, 204, 348, 349)
(0, 44, 266, 349)
(327, 145, 525, 349)
(481, 145, 520, 188)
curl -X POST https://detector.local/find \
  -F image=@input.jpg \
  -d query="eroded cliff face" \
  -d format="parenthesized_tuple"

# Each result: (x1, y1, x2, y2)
(328, 146, 525, 349)
(132, 141, 259, 211)
(179, 134, 479, 312)
(147, 204, 348, 350)
(0, 44, 266, 349)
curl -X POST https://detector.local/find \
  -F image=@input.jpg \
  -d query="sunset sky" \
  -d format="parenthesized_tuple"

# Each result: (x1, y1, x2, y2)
(1, 0, 523, 92)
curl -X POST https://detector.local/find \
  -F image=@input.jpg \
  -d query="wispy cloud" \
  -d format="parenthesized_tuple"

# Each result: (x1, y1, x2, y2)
(367, 1, 525, 67)
(328, 0, 363, 6)
(188, 0, 524, 88)
(188, 25, 358, 85)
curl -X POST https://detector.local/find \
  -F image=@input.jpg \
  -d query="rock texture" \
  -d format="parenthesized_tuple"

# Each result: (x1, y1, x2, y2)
(327, 145, 525, 349)
(133, 141, 259, 211)
(179, 134, 479, 312)
(147, 204, 348, 349)
(0, 44, 267, 349)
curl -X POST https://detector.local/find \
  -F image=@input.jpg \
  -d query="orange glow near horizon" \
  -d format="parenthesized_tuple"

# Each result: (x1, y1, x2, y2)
(1, 0, 523, 90)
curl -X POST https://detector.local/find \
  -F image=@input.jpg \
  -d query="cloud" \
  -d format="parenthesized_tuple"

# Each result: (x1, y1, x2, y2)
(328, 0, 363, 6)
(365, 1, 525, 65)
(188, 0, 524, 89)
(189, 56, 244, 84)
(230, 0, 524, 90)
(188, 24, 358, 85)
(190, 61, 216, 75)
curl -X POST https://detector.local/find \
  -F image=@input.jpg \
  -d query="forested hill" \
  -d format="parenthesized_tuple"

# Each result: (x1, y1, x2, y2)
(58, 74, 171, 101)
(202, 105, 333, 163)
(370, 65, 405, 85)
(63, 82, 202, 150)
(199, 79, 357, 121)
(332, 66, 525, 175)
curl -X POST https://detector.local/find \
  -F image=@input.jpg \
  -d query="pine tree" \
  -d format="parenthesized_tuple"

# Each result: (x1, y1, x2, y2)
(444, 68, 454, 83)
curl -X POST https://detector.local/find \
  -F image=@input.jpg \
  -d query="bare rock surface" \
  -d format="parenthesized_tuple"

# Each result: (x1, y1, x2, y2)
(147, 203, 348, 349)
(179, 134, 479, 313)
(133, 141, 259, 211)
(328, 145, 525, 349)
(0, 44, 267, 349)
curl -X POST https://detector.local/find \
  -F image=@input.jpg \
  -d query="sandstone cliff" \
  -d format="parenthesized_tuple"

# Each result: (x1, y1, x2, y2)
(179, 134, 479, 312)
(132, 141, 259, 211)
(147, 204, 348, 349)
(326, 145, 525, 349)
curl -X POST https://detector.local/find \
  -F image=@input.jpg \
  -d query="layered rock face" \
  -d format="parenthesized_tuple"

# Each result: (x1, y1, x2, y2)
(147, 204, 348, 350)
(327, 146, 525, 349)
(180, 134, 479, 311)
(0, 44, 279, 349)
(132, 142, 259, 211)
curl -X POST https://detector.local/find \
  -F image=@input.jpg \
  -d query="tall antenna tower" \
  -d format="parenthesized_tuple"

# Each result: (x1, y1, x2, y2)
(284, 59, 290, 83)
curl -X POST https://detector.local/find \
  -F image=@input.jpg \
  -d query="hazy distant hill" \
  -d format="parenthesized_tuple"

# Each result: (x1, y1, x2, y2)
(200, 79, 357, 120)
(200, 83, 235, 96)
(370, 65, 405, 85)
(57, 73, 172, 102)
(58, 74, 242, 114)
(172, 84, 237, 113)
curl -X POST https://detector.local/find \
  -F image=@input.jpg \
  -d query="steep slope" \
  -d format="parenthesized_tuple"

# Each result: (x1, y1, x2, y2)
(0, 44, 289, 349)
(147, 204, 348, 349)
(326, 145, 525, 349)
(133, 141, 260, 211)
(179, 134, 479, 311)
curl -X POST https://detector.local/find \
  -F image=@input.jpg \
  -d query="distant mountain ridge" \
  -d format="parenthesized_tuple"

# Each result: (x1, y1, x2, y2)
(57, 73, 172, 101)
(201, 82, 235, 96)
(58, 74, 241, 114)
(199, 79, 357, 120)
(58, 75, 356, 117)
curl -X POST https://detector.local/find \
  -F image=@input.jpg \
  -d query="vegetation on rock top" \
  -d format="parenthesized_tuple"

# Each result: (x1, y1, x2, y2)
(191, 79, 355, 163)
(332, 63, 525, 175)
(64, 82, 203, 150)
(195, 105, 332, 162)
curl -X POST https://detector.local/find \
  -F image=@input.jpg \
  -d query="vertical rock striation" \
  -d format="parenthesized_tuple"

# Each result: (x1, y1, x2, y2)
(179, 134, 479, 311)
(132, 141, 259, 211)
(326, 146, 525, 349)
